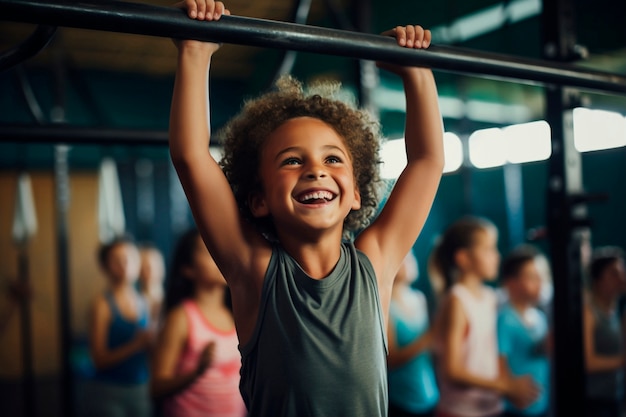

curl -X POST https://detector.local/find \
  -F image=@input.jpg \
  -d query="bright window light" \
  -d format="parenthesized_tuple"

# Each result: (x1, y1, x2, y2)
(503, 120, 551, 163)
(469, 128, 507, 168)
(380, 132, 465, 179)
(443, 132, 463, 173)
(380, 139, 406, 180)
(573, 108, 626, 152)
(209, 146, 224, 161)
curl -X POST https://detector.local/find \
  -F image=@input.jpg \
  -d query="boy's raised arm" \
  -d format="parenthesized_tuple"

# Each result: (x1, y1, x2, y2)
(168, 3, 257, 280)
(359, 26, 444, 282)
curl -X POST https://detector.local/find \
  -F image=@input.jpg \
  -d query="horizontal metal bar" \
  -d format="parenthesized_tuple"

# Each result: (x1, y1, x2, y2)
(0, 124, 169, 146)
(1, 0, 626, 95)
(0, 24, 57, 73)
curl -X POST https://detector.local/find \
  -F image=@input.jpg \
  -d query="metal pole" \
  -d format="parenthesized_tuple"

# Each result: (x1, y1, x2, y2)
(0, 25, 56, 73)
(54, 144, 74, 417)
(0, 125, 169, 145)
(542, 0, 587, 415)
(0, 0, 625, 95)
(17, 247, 36, 417)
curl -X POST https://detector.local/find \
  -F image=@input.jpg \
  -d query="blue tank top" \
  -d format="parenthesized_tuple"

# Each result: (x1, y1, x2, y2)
(239, 242, 388, 417)
(388, 291, 439, 413)
(497, 303, 550, 415)
(94, 292, 150, 384)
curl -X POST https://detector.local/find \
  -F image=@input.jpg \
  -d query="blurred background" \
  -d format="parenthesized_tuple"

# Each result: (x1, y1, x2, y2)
(0, 0, 625, 416)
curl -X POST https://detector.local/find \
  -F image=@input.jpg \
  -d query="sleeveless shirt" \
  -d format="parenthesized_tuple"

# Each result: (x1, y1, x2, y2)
(586, 301, 624, 401)
(388, 290, 439, 413)
(161, 300, 246, 417)
(239, 241, 388, 417)
(94, 291, 150, 384)
(436, 284, 503, 417)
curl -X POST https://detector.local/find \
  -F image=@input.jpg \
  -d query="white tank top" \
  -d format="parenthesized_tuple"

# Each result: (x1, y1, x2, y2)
(437, 284, 503, 417)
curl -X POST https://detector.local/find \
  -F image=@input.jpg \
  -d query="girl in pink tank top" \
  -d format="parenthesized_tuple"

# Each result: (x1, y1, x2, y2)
(151, 229, 247, 417)
(429, 217, 538, 417)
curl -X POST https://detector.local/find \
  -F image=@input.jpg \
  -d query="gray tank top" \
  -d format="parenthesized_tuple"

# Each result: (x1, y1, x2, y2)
(239, 242, 388, 417)
(586, 302, 624, 401)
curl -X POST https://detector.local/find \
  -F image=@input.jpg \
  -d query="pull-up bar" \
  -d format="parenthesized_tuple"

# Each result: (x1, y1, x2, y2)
(1, 0, 626, 95)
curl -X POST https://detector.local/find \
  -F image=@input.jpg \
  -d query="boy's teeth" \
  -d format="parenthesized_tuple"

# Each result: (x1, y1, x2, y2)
(301, 191, 332, 201)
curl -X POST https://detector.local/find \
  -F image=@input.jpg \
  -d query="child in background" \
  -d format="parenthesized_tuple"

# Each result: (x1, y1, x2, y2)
(497, 245, 550, 417)
(388, 251, 439, 417)
(583, 246, 626, 417)
(430, 216, 538, 417)
(138, 242, 166, 327)
(88, 235, 153, 417)
(169, 1, 444, 415)
(151, 228, 245, 417)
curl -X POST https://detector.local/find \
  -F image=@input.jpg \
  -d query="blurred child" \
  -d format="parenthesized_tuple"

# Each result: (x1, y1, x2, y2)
(583, 246, 626, 417)
(88, 235, 153, 417)
(151, 228, 246, 417)
(497, 245, 550, 417)
(388, 251, 439, 417)
(138, 242, 166, 326)
(430, 216, 538, 417)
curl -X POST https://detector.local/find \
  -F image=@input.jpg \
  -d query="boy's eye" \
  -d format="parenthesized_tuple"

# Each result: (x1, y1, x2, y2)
(326, 156, 341, 164)
(281, 157, 301, 166)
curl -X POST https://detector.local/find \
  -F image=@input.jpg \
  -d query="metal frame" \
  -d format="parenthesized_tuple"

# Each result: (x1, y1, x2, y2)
(1, 0, 626, 94)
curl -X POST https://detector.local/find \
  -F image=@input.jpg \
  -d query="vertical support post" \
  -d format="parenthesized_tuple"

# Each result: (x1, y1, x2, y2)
(352, 0, 378, 118)
(503, 162, 525, 248)
(17, 247, 35, 417)
(543, 1, 587, 415)
(54, 144, 74, 417)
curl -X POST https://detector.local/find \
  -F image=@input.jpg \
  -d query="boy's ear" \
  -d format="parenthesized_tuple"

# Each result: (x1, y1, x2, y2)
(181, 265, 195, 280)
(351, 188, 361, 210)
(249, 191, 270, 218)
(454, 248, 470, 270)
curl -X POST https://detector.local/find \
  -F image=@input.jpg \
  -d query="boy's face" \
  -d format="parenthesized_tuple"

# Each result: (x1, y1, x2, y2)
(253, 117, 361, 237)
(511, 259, 543, 304)
(598, 258, 626, 295)
(105, 243, 141, 286)
(465, 228, 500, 281)
(139, 249, 164, 288)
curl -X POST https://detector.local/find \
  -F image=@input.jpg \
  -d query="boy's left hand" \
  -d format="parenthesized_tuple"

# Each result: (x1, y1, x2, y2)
(377, 25, 431, 75)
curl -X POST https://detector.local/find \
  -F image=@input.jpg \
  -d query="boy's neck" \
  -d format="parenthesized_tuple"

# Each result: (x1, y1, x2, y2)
(508, 295, 532, 315)
(278, 230, 344, 280)
(458, 274, 484, 295)
(195, 284, 227, 311)
(591, 292, 616, 312)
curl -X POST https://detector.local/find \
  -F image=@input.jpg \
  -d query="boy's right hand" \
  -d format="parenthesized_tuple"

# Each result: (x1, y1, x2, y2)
(507, 374, 540, 409)
(195, 342, 216, 376)
(173, 0, 230, 52)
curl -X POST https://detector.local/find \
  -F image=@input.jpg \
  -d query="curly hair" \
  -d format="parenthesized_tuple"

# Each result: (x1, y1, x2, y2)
(218, 76, 383, 239)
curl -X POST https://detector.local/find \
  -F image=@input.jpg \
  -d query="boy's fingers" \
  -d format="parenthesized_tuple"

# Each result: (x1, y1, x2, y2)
(205, 0, 216, 20)
(413, 25, 424, 48)
(394, 26, 406, 46)
(214, 2, 227, 19)
(405, 25, 415, 47)
(182, 0, 198, 19)
(423, 29, 432, 47)
(196, 0, 207, 20)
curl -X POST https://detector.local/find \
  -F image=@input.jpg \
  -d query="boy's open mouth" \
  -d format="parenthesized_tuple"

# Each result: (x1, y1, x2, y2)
(297, 190, 336, 204)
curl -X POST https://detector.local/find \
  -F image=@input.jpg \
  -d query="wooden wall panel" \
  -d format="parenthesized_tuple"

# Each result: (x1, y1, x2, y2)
(0, 171, 103, 378)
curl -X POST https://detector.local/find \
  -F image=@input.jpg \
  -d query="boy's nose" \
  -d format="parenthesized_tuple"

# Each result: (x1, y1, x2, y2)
(304, 166, 327, 179)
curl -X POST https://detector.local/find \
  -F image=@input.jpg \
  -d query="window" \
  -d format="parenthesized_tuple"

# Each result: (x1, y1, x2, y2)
(469, 121, 551, 168)
(573, 108, 626, 152)
(379, 132, 464, 180)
